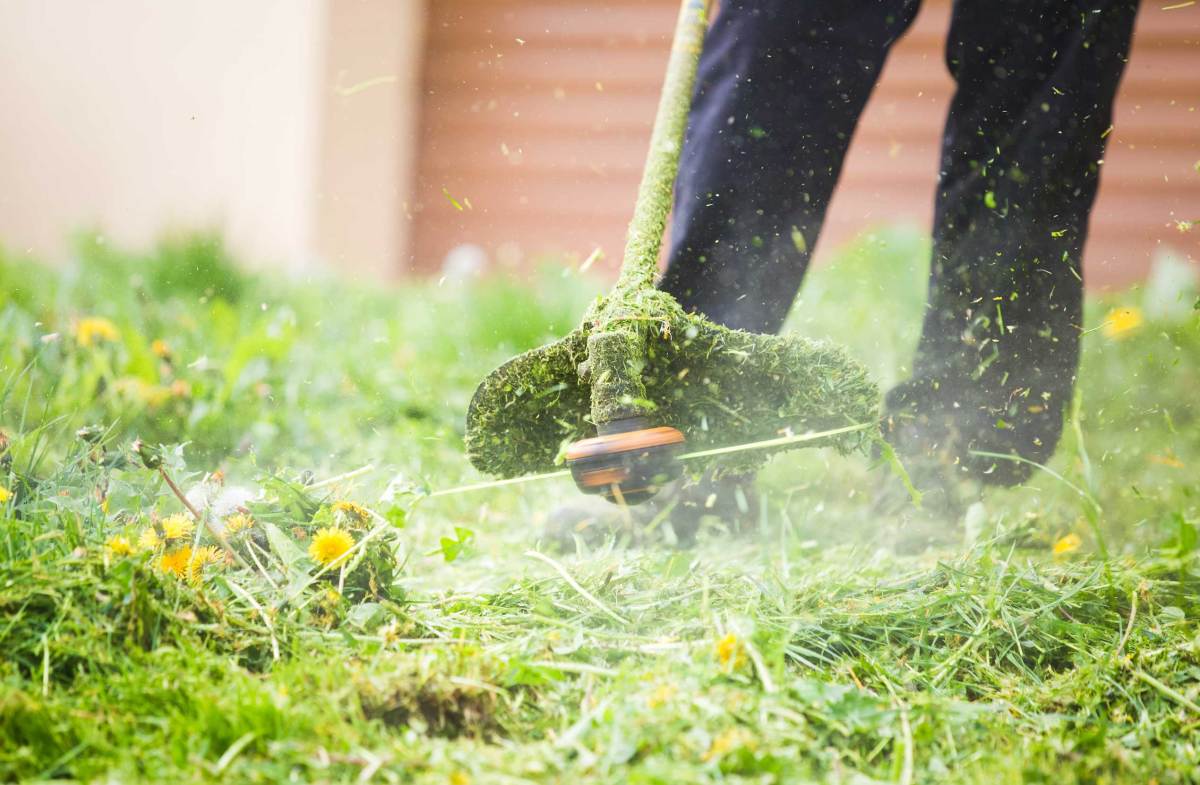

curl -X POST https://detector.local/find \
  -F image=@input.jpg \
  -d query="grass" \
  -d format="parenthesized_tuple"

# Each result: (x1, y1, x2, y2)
(1, 229, 1198, 783)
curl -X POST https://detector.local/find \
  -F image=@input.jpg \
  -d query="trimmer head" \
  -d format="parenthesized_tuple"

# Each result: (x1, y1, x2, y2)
(465, 290, 879, 489)
(563, 418, 685, 504)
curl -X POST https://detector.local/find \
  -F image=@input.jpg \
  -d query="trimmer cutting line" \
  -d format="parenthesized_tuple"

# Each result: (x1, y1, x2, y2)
(464, 0, 879, 505)
(431, 423, 875, 500)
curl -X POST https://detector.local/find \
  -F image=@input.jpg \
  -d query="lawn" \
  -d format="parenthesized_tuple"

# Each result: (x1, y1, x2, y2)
(1, 230, 1198, 783)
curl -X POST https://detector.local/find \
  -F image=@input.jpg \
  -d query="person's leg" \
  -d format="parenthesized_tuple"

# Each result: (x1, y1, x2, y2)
(660, 0, 922, 334)
(886, 0, 1139, 485)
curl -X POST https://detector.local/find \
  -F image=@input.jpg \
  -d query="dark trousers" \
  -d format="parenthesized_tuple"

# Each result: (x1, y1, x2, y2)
(660, 0, 1139, 484)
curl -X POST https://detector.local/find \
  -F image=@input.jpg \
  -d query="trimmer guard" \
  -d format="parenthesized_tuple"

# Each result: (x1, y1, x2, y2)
(465, 297, 878, 478)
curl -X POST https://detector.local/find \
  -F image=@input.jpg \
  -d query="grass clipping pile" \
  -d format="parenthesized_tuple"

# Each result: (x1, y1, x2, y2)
(465, 0, 877, 479)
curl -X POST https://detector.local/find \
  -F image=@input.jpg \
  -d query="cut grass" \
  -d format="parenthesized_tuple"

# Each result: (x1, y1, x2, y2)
(1, 230, 1198, 783)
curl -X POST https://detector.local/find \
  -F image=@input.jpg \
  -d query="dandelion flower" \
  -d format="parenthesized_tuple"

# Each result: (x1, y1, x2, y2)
(138, 527, 162, 551)
(160, 513, 195, 541)
(75, 317, 121, 347)
(0, 486, 10, 504)
(331, 500, 371, 527)
(151, 339, 171, 358)
(158, 545, 222, 582)
(114, 378, 171, 408)
(715, 633, 746, 671)
(1102, 306, 1143, 339)
(647, 683, 677, 709)
(193, 545, 226, 570)
(105, 535, 133, 556)
(1053, 533, 1082, 557)
(158, 547, 193, 579)
(701, 728, 756, 763)
(224, 513, 255, 535)
(309, 527, 354, 567)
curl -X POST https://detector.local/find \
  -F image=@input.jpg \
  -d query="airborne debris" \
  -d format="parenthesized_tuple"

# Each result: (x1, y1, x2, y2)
(442, 187, 467, 211)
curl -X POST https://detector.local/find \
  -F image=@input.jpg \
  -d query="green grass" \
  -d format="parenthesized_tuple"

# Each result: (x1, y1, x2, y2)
(1, 230, 1198, 783)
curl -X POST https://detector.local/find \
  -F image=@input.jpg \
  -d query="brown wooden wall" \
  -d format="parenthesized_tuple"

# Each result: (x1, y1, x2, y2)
(412, 0, 1198, 287)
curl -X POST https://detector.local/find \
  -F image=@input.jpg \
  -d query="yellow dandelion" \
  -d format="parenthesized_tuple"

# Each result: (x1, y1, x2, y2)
(151, 339, 171, 358)
(194, 545, 226, 571)
(380, 620, 400, 644)
(75, 317, 121, 347)
(309, 527, 355, 566)
(158, 545, 222, 582)
(715, 633, 747, 671)
(1102, 306, 1143, 339)
(144, 385, 171, 408)
(138, 527, 162, 551)
(114, 378, 172, 408)
(105, 535, 134, 556)
(1053, 533, 1082, 557)
(331, 500, 371, 526)
(0, 485, 10, 504)
(157, 546, 193, 579)
(701, 728, 756, 763)
(224, 513, 255, 535)
(647, 683, 677, 709)
(160, 513, 195, 541)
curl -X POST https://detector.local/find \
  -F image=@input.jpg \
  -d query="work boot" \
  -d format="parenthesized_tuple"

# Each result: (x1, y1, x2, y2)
(542, 470, 758, 551)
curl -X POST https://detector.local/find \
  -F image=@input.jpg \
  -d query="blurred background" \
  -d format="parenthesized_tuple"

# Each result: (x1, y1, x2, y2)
(0, 0, 1196, 286)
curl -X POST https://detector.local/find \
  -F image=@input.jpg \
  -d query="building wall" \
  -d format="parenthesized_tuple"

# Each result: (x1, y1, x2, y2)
(0, 2, 1193, 283)
(315, 0, 426, 279)
(412, 0, 677, 273)
(0, 1, 325, 269)
(412, 0, 1199, 287)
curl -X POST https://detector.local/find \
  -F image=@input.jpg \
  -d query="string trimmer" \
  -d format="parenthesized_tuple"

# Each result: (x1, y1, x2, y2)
(465, 0, 879, 504)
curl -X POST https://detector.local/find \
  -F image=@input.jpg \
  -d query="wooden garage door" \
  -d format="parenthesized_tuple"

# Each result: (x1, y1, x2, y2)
(412, 0, 1198, 287)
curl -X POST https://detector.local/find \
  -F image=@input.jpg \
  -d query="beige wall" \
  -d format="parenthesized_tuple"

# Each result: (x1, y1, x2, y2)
(0, 1, 324, 268)
(316, 0, 426, 279)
